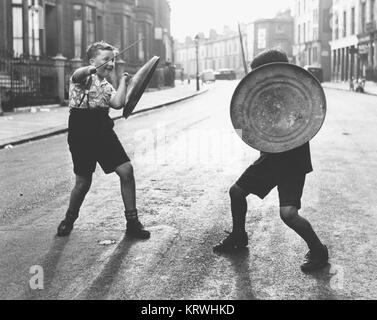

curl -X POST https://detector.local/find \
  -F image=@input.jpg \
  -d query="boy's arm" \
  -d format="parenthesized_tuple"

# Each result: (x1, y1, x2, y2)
(109, 73, 132, 110)
(72, 66, 97, 83)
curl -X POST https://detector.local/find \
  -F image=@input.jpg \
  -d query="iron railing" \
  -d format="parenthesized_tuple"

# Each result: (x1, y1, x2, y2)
(0, 51, 58, 111)
(0, 50, 177, 111)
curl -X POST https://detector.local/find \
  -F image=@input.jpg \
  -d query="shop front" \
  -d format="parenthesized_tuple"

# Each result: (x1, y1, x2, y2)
(358, 30, 377, 81)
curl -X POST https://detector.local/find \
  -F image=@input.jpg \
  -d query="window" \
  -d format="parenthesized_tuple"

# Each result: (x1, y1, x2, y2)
(298, 0, 300, 16)
(313, 8, 318, 22)
(308, 21, 311, 41)
(308, 47, 311, 64)
(343, 11, 347, 37)
(351, 7, 355, 35)
(303, 23, 306, 42)
(257, 28, 266, 49)
(313, 47, 318, 63)
(276, 24, 284, 34)
(113, 15, 122, 50)
(298, 24, 301, 43)
(12, 0, 23, 56)
(145, 22, 152, 60)
(371, 0, 375, 23)
(73, 5, 83, 58)
(137, 22, 145, 61)
(124, 16, 131, 48)
(28, 0, 40, 56)
(97, 15, 104, 41)
(86, 7, 95, 45)
(361, 1, 366, 33)
(334, 14, 339, 39)
(313, 26, 318, 40)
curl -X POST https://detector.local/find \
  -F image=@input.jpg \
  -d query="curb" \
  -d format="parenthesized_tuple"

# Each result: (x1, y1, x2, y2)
(322, 85, 377, 97)
(11, 104, 63, 114)
(0, 88, 209, 150)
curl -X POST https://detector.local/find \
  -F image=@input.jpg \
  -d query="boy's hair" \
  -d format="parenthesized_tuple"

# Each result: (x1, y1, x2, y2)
(86, 41, 116, 60)
(250, 49, 289, 70)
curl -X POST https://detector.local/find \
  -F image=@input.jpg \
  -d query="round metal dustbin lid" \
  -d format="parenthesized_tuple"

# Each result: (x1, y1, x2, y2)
(123, 56, 160, 118)
(230, 62, 327, 153)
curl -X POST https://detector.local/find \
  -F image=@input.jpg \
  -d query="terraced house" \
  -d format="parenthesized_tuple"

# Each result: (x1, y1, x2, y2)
(0, 0, 174, 111)
(293, 0, 333, 82)
(174, 26, 248, 80)
(330, 0, 377, 81)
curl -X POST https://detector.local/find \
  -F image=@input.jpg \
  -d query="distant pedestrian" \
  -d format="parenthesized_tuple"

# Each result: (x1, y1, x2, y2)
(349, 77, 355, 91)
(181, 69, 185, 84)
(355, 77, 366, 93)
(57, 41, 150, 239)
(213, 49, 329, 273)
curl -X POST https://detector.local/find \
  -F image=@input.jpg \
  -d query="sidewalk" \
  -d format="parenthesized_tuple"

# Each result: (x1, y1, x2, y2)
(0, 82, 209, 149)
(322, 80, 377, 96)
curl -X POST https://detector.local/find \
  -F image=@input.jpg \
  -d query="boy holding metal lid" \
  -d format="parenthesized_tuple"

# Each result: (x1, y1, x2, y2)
(57, 41, 150, 240)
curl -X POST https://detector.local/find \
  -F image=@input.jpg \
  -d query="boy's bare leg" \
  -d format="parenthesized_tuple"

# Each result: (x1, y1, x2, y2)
(230, 184, 249, 233)
(57, 174, 92, 237)
(115, 162, 136, 212)
(280, 206, 328, 272)
(115, 162, 150, 239)
(68, 174, 93, 214)
(213, 184, 249, 252)
(280, 206, 323, 252)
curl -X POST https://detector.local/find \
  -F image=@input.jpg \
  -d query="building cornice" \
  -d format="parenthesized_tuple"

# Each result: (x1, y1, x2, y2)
(329, 35, 359, 49)
(254, 18, 293, 24)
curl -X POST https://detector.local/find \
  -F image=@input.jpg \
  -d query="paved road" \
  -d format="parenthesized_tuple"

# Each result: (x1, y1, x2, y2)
(0, 81, 377, 300)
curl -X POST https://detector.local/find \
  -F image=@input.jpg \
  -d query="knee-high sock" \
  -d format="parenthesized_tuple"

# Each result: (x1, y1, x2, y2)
(231, 194, 248, 233)
(283, 215, 323, 252)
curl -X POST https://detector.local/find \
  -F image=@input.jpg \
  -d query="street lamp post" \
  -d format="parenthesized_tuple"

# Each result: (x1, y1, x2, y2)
(194, 34, 200, 91)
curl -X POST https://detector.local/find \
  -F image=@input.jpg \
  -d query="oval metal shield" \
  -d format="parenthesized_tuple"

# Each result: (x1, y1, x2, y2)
(230, 62, 327, 153)
(123, 56, 160, 118)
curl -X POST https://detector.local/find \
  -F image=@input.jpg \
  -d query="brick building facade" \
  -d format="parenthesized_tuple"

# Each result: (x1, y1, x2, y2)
(246, 10, 295, 63)
(175, 26, 248, 79)
(356, 0, 377, 81)
(293, 0, 333, 82)
(329, 0, 377, 82)
(0, 0, 173, 110)
(0, 0, 172, 67)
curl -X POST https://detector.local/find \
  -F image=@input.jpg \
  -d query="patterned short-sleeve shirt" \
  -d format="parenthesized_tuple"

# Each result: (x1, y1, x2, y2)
(69, 73, 116, 110)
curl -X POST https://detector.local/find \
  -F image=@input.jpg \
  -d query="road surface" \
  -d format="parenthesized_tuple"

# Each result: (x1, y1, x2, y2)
(1, 81, 377, 300)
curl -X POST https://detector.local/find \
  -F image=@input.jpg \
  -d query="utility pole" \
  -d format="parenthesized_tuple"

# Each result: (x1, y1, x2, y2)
(194, 34, 200, 91)
(0, 90, 4, 116)
(238, 23, 248, 76)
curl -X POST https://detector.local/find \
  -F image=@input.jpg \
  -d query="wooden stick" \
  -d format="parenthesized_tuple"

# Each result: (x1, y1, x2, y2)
(96, 38, 145, 70)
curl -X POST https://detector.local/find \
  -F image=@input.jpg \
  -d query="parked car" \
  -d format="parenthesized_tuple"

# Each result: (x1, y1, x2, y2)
(304, 65, 323, 83)
(200, 69, 216, 83)
(215, 69, 237, 80)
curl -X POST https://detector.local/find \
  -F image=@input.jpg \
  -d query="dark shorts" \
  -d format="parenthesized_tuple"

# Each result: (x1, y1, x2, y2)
(68, 109, 130, 176)
(236, 160, 306, 210)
